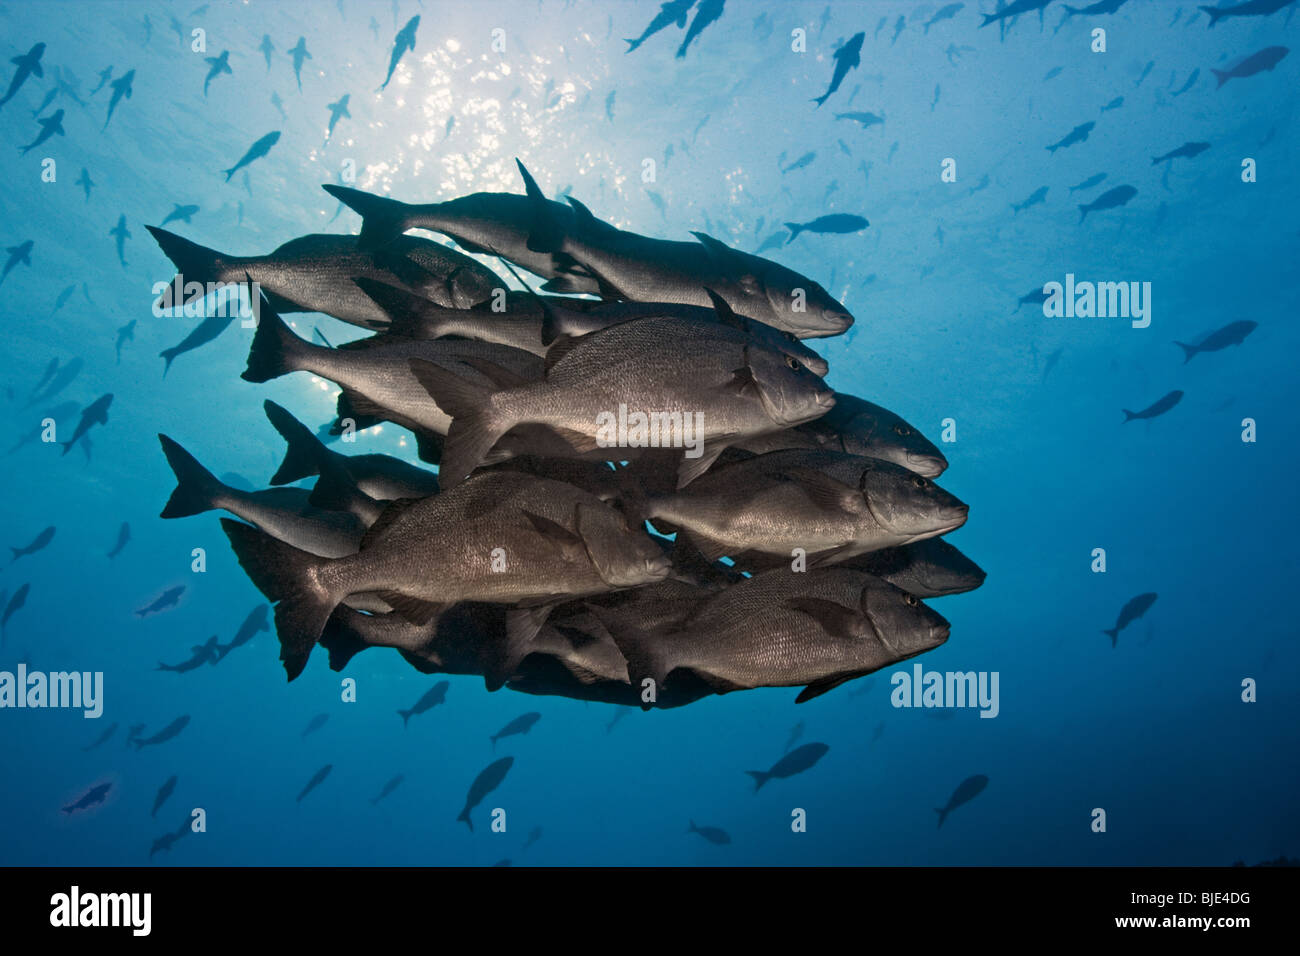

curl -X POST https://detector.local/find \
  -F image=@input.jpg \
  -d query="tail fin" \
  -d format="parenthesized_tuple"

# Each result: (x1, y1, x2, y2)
(398, 708, 412, 727)
(219, 518, 337, 681)
(1077, 205, 1089, 224)
(321, 185, 408, 251)
(458, 805, 474, 830)
(1174, 341, 1196, 364)
(158, 434, 227, 518)
(407, 358, 512, 488)
(1103, 627, 1119, 647)
(264, 400, 327, 485)
(979, 13, 996, 27)
(811, 93, 829, 108)
(687, 820, 696, 833)
(783, 222, 802, 244)
(241, 296, 308, 383)
(745, 770, 770, 792)
(1121, 409, 1135, 423)
(1199, 6, 1221, 28)
(146, 226, 223, 309)
(1212, 68, 1228, 88)
(623, 38, 640, 52)
(353, 277, 454, 338)
(935, 807, 948, 828)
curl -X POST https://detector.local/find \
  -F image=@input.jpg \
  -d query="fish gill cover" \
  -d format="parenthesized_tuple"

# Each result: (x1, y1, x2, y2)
(0, 0, 1296, 871)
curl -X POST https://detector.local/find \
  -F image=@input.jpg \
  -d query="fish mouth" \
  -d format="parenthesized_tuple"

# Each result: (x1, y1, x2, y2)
(928, 620, 951, 647)
(814, 389, 837, 410)
(933, 505, 969, 535)
(905, 452, 948, 478)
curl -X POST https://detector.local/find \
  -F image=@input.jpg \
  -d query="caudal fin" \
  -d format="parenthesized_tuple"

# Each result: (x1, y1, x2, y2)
(407, 358, 511, 488)
(623, 38, 641, 53)
(241, 295, 308, 383)
(321, 185, 408, 251)
(935, 807, 948, 828)
(264, 400, 327, 485)
(1212, 68, 1228, 88)
(1199, 6, 1222, 28)
(744, 771, 770, 793)
(1174, 341, 1197, 364)
(145, 226, 223, 310)
(1078, 205, 1089, 224)
(458, 805, 474, 830)
(219, 518, 337, 680)
(158, 434, 227, 518)
(397, 708, 412, 727)
(1103, 627, 1119, 647)
(783, 222, 802, 244)
(1121, 409, 1135, 423)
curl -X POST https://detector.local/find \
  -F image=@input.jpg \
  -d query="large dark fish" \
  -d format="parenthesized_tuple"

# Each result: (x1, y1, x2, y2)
(745, 742, 829, 791)
(1068, 173, 1107, 193)
(1200, 0, 1296, 29)
(924, 4, 966, 33)
(102, 69, 134, 130)
(325, 94, 350, 141)
(784, 214, 868, 243)
(1012, 186, 1048, 214)
(936, 774, 988, 826)
(221, 470, 671, 681)
(160, 314, 234, 375)
(980, 0, 1053, 27)
(1102, 592, 1157, 646)
(838, 538, 986, 599)
(1122, 390, 1182, 423)
(601, 568, 950, 703)
(62, 782, 112, 815)
(677, 0, 725, 59)
(398, 680, 449, 726)
(489, 712, 541, 749)
(10, 526, 55, 562)
(259, 35, 274, 71)
(457, 756, 513, 830)
(151, 776, 178, 818)
(223, 131, 280, 182)
(109, 215, 131, 267)
(136, 585, 185, 618)
(213, 604, 270, 662)
(132, 715, 191, 749)
(2, 583, 30, 640)
(61, 394, 112, 455)
(19, 108, 64, 155)
(148, 227, 501, 325)
(0, 239, 33, 286)
(289, 38, 311, 92)
(1078, 184, 1136, 222)
(202, 50, 231, 96)
(82, 722, 118, 752)
(106, 522, 131, 558)
(812, 32, 863, 108)
(297, 764, 332, 803)
(1174, 320, 1256, 362)
(625, 0, 695, 53)
(157, 636, 220, 673)
(158, 435, 367, 558)
(0, 43, 45, 109)
(160, 203, 200, 226)
(379, 16, 419, 91)
(1212, 47, 1289, 87)
(1064, 0, 1131, 14)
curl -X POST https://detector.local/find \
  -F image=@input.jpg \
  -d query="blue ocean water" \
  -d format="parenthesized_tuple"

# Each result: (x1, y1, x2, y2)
(1, 0, 1297, 867)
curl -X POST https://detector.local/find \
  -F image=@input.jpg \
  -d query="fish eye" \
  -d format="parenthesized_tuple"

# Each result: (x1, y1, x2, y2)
(894, 424, 912, 436)
(786, 356, 802, 371)
(904, 594, 920, 607)
(910, 475, 925, 489)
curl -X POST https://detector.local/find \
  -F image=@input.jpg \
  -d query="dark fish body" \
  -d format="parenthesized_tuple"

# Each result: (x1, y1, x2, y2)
(1078, 184, 1136, 222)
(924, 3, 966, 33)
(20, 108, 64, 155)
(115, 320, 136, 363)
(746, 742, 829, 791)
(835, 111, 884, 129)
(61, 394, 112, 455)
(1068, 173, 1107, 193)
(981, 0, 1051, 26)
(157, 636, 220, 673)
(132, 715, 191, 749)
(625, 0, 695, 53)
(223, 131, 280, 182)
(1046, 121, 1095, 154)
(0, 43, 45, 109)
(838, 538, 986, 598)
(784, 214, 869, 243)
(379, 16, 419, 91)
(2, 583, 30, 637)
(214, 604, 270, 661)
(10, 525, 55, 561)
(1122, 390, 1182, 422)
(1103, 592, 1157, 645)
(490, 711, 541, 748)
(1171, 69, 1200, 96)
(1152, 142, 1210, 164)
(781, 151, 816, 173)
(221, 470, 672, 681)
(161, 203, 200, 226)
(62, 782, 112, 815)
(160, 314, 235, 375)
(812, 32, 864, 108)
(106, 522, 131, 559)
(1213, 46, 1289, 86)
(458, 756, 513, 829)
(297, 764, 332, 802)
(1, 239, 33, 286)
(1065, 0, 1131, 13)
(640, 449, 968, 565)
(158, 435, 367, 558)
(688, 820, 731, 844)
(289, 38, 311, 91)
(301, 713, 329, 737)
(1201, 0, 1296, 29)
(82, 722, 118, 751)
(109, 214, 131, 267)
(1175, 320, 1256, 361)
(936, 774, 988, 826)
(149, 227, 501, 326)
(203, 50, 232, 96)
(151, 775, 178, 818)
(1012, 186, 1048, 214)
(103, 70, 134, 130)
(325, 94, 350, 139)
(677, 0, 725, 59)
(1101, 96, 1123, 111)
(398, 680, 449, 726)
(371, 774, 404, 805)
(136, 585, 185, 617)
